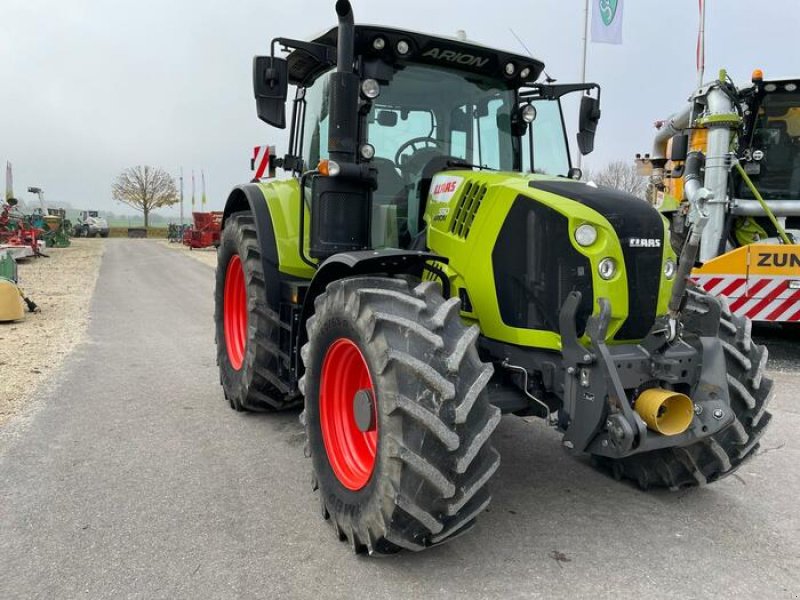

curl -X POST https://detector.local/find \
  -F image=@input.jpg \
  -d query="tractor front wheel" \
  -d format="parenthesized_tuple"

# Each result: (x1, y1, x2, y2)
(300, 277, 500, 554)
(593, 288, 774, 489)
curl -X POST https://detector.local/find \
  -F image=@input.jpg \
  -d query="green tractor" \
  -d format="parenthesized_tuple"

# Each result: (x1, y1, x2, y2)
(215, 1, 773, 555)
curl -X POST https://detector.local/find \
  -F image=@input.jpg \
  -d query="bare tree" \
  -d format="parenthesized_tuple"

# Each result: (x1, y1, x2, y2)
(112, 166, 178, 227)
(586, 161, 648, 198)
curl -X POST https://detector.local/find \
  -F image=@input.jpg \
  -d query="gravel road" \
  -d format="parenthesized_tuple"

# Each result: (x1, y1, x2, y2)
(0, 239, 104, 423)
(1, 239, 798, 599)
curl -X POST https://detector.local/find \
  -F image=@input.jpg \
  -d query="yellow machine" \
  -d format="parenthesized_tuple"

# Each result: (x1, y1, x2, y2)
(637, 69, 800, 323)
(0, 278, 25, 322)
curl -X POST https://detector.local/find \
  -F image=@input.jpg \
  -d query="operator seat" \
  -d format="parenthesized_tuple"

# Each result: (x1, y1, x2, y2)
(765, 122, 793, 172)
(371, 157, 408, 247)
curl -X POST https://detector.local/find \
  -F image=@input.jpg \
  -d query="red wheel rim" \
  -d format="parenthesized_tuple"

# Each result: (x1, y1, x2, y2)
(223, 255, 247, 370)
(320, 338, 378, 491)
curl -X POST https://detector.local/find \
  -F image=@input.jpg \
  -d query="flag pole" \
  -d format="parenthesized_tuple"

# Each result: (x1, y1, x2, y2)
(577, 0, 590, 170)
(179, 167, 184, 226)
(201, 170, 207, 209)
(580, 0, 590, 86)
(696, 0, 706, 88)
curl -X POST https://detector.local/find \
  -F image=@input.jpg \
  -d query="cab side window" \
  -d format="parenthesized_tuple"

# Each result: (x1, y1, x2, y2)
(301, 73, 331, 170)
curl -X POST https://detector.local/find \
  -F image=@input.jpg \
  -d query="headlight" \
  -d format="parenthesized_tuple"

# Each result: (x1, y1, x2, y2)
(359, 143, 375, 160)
(361, 79, 380, 99)
(664, 258, 676, 280)
(598, 257, 617, 280)
(521, 103, 537, 123)
(396, 40, 410, 55)
(574, 224, 598, 247)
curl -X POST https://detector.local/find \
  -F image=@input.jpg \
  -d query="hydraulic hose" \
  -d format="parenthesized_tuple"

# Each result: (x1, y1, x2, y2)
(667, 151, 713, 324)
(733, 161, 792, 245)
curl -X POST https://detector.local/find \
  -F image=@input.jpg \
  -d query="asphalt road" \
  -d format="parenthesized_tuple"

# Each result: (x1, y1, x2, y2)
(1, 239, 798, 599)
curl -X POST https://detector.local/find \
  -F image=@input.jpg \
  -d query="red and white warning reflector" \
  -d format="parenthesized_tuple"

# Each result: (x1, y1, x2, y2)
(251, 145, 275, 180)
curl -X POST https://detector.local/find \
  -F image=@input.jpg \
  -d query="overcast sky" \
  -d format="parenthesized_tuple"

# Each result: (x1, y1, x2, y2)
(1, 0, 798, 217)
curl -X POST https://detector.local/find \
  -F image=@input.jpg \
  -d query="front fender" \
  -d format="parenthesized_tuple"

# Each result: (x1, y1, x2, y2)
(298, 249, 442, 348)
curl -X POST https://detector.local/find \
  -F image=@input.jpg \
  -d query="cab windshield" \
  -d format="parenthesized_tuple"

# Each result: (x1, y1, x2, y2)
(300, 63, 574, 247)
(363, 64, 516, 243)
(739, 92, 800, 200)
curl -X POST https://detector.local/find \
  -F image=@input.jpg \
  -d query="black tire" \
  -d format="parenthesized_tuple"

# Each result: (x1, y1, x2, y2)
(300, 277, 500, 555)
(100, 231, 109, 238)
(214, 212, 300, 412)
(593, 288, 774, 490)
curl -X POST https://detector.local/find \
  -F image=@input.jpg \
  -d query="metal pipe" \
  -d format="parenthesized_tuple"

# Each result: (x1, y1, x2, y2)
(698, 86, 736, 261)
(577, 0, 589, 170)
(683, 151, 712, 208)
(651, 104, 692, 160)
(667, 151, 712, 327)
(730, 199, 800, 217)
(327, 0, 359, 164)
(335, 0, 355, 73)
(501, 360, 555, 425)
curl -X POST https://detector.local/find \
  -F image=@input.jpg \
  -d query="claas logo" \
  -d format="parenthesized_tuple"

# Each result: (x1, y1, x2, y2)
(757, 252, 800, 268)
(433, 180, 459, 195)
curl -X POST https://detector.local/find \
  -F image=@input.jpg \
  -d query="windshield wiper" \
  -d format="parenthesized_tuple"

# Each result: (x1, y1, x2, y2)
(447, 159, 496, 171)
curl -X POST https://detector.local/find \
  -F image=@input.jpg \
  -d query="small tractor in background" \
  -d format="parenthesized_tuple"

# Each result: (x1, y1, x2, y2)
(72, 210, 109, 238)
(637, 69, 800, 324)
(182, 211, 223, 249)
(213, 1, 774, 555)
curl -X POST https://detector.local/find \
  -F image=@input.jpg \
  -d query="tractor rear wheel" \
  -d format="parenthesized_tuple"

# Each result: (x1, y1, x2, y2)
(214, 212, 300, 412)
(593, 288, 774, 489)
(300, 277, 500, 554)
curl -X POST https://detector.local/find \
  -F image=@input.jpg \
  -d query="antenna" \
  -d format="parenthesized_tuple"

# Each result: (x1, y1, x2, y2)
(509, 28, 556, 83)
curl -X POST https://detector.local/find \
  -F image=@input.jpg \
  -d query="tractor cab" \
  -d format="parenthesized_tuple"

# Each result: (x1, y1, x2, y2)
(256, 21, 600, 252)
(736, 76, 800, 237)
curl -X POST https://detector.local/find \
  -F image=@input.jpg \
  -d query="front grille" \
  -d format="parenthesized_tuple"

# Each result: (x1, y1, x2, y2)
(529, 180, 665, 340)
(492, 196, 594, 335)
(450, 180, 486, 238)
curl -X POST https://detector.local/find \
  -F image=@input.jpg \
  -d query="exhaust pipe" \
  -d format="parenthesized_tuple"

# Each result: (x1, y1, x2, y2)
(335, 0, 355, 73)
(634, 388, 694, 436)
(327, 0, 359, 164)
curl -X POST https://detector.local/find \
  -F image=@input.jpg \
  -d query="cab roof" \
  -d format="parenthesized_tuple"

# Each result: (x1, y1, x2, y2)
(285, 24, 545, 87)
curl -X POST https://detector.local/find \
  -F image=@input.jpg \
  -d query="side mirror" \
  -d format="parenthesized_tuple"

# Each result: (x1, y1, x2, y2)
(577, 95, 601, 155)
(376, 111, 398, 127)
(253, 56, 289, 129)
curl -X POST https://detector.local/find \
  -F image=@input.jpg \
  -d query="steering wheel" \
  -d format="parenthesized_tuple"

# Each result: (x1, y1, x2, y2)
(394, 136, 444, 166)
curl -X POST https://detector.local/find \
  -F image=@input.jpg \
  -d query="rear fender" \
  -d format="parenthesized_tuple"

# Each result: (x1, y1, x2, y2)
(222, 184, 282, 309)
